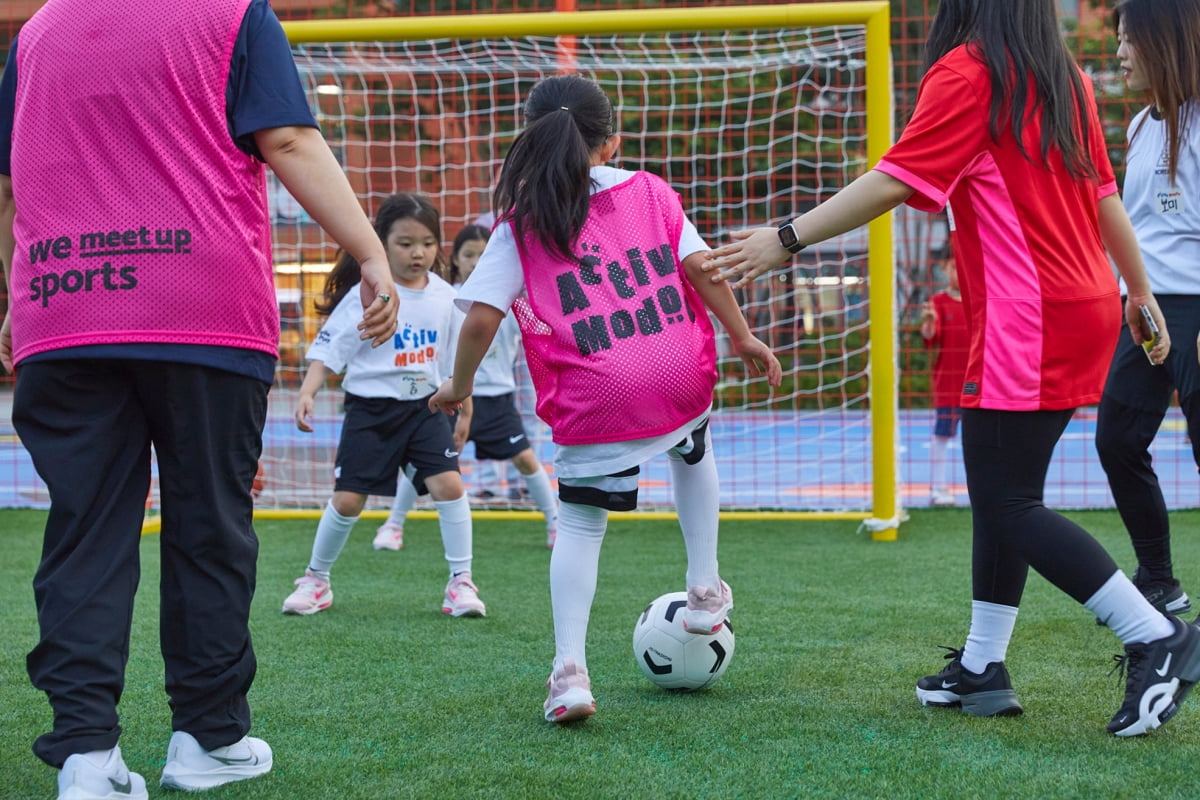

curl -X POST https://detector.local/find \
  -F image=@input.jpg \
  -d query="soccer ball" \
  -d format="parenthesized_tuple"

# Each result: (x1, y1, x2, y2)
(632, 591, 735, 691)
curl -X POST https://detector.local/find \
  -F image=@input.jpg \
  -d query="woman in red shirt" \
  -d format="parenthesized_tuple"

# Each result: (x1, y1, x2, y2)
(704, 0, 1200, 737)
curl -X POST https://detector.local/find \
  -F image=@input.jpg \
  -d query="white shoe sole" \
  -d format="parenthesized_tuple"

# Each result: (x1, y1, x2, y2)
(544, 688, 596, 723)
(160, 759, 272, 791)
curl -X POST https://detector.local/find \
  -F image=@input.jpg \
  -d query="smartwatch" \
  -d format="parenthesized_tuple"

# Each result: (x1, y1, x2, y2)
(777, 221, 806, 255)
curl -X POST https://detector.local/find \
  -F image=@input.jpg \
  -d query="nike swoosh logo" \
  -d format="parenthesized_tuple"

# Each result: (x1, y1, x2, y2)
(1156, 653, 1173, 677)
(941, 681, 957, 689)
(508, 434, 525, 443)
(444, 448, 459, 458)
(108, 776, 133, 794)
(211, 754, 259, 766)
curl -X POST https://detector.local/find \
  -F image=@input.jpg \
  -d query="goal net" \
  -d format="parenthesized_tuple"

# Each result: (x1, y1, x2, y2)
(263, 4, 897, 525)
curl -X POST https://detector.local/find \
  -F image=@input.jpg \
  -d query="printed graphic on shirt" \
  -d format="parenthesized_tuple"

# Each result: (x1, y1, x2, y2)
(557, 241, 694, 357)
(393, 323, 439, 367)
(26, 225, 192, 308)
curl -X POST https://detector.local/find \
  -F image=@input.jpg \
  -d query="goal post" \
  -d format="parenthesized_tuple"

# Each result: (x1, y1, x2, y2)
(260, 2, 900, 534)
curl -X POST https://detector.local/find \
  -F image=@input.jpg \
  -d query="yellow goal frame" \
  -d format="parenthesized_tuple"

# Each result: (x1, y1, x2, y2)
(225, 3, 901, 537)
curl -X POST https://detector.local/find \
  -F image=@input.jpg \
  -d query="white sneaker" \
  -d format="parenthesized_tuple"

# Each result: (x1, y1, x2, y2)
(442, 573, 486, 617)
(373, 521, 404, 551)
(58, 747, 148, 800)
(682, 580, 733, 634)
(930, 490, 956, 506)
(160, 731, 272, 791)
(281, 569, 332, 615)
(543, 659, 595, 723)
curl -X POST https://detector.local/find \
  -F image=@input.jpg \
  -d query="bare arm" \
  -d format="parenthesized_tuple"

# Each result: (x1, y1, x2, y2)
(681, 252, 782, 387)
(254, 125, 397, 347)
(1098, 193, 1169, 364)
(428, 302, 505, 414)
(294, 359, 335, 432)
(702, 170, 914, 289)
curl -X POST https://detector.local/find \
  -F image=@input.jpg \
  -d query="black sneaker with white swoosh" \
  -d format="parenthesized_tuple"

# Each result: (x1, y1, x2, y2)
(915, 646, 1024, 717)
(1107, 615, 1200, 736)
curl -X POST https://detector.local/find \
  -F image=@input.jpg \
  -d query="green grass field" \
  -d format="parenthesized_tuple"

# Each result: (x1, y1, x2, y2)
(4, 508, 1200, 799)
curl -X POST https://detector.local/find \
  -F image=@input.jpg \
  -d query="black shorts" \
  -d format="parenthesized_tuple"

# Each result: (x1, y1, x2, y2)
(469, 392, 531, 460)
(334, 393, 458, 496)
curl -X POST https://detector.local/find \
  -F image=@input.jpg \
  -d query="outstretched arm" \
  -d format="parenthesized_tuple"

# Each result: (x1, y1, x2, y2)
(701, 169, 913, 289)
(428, 302, 506, 414)
(681, 252, 782, 387)
(255, 125, 397, 347)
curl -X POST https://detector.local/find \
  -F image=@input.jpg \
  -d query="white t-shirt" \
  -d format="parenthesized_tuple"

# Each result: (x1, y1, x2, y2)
(306, 273, 462, 401)
(455, 165, 711, 479)
(473, 311, 520, 396)
(1121, 101, 1200, 296)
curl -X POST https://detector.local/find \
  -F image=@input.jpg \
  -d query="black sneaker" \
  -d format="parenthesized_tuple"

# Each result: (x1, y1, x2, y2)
(915, 646, 1024, 717)
(1107, 616, 1200, 736)
(1133, 567, 1192, 615)
(1096, 568, 1192, 626)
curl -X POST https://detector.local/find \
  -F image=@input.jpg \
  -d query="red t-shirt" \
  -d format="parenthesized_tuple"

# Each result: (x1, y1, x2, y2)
(877, 45, 1120, 411)
(924, 291, 969, 408)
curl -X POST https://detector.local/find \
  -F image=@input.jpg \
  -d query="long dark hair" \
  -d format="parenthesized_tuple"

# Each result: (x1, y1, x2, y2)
(923, 0, 1097, 180)
(493, 74, 615, 261)
(1115, 0, 1200, 184)
(444, 224, 490, 285)
(315, 193, 444, 315)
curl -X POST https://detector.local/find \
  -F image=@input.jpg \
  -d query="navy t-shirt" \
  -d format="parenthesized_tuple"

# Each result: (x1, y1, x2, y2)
(0, 0, 319, 382)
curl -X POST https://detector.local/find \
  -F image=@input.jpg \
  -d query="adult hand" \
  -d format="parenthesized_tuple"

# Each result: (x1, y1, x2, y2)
(428, 379, 469, 416)
(357, 255, 399, 347)
(700, 227, 790, 289)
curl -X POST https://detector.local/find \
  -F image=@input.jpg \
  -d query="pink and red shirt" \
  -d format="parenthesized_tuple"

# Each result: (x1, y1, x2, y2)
(877, 45, 1120, 411)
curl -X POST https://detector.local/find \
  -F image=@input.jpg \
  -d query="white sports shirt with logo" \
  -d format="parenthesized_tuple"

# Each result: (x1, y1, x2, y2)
(1121, 100, 1200, 295)
(306, 273, 462, 401)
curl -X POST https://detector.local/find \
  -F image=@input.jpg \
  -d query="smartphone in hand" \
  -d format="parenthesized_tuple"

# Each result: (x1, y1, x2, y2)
(1140, 304, 1160, 364)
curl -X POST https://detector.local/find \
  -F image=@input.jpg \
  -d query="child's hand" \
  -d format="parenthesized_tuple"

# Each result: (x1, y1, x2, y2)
(452, 416, 470, 452)
(731, 334, 783, 388)
(428, 379, 469, 416)
(295, 394, 316, 432)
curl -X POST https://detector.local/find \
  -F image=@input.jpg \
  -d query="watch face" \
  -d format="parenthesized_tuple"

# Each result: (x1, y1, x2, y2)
(778, 223, 800, 252)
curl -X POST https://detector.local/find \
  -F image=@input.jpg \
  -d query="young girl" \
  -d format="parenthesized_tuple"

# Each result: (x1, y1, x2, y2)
(429, 74, 782, 723)
(704, 0, 1200, 737)
(375, 225, 561, 551)
(1094, 0, 1200, 620)
(919, 250, 968, 506)
(283, 193, 487, 618)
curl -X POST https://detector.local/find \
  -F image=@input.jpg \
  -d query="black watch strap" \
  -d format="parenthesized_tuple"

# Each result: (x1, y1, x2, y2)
(777, 221, 805, 254)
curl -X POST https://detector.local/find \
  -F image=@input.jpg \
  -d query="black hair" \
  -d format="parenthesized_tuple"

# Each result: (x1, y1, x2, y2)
(1115, 0, 1200, 184)
(316, 193, 443, 315)
(493, 74, 615, 261)
(444, 224, 490, 285)
(923, 0, 1097, 180)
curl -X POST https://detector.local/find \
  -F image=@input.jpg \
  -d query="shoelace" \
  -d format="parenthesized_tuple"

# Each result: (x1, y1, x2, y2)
(1109, 644, 1150, 694)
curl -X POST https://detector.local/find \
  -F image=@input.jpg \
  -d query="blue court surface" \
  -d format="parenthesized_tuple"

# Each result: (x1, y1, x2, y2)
(0, 400, 1195, 513)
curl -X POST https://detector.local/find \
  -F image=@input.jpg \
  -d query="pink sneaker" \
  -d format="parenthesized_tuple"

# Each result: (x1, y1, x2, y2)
(442, 573, 486, 617)
(682, 579, 732, 634)
(282, 569, 332, 615)
(373, 521, 404, 551)
(546, 523, 557, 550)
(543, 659, 595, 723)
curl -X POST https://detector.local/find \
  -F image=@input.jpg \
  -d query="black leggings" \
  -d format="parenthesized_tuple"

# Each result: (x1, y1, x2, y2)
(963, 408, 1119, 607)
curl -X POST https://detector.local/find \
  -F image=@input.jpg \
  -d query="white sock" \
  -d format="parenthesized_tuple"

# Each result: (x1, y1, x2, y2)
(434, 495, 473, 577)
(931, 434, 951, 494)
(522, 467, 559, 529)
(550, 501, 608, 672)
(960, 600, 1019, 674)
(669, 446, 721, 590)
(309, 499, 358, 578)
(388, 475, 419, 527)
(1087, 570, 1176, 644)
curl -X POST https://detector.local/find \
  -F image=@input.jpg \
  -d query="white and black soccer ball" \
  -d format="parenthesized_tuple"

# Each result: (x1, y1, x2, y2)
(632, 591, 734, 691)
